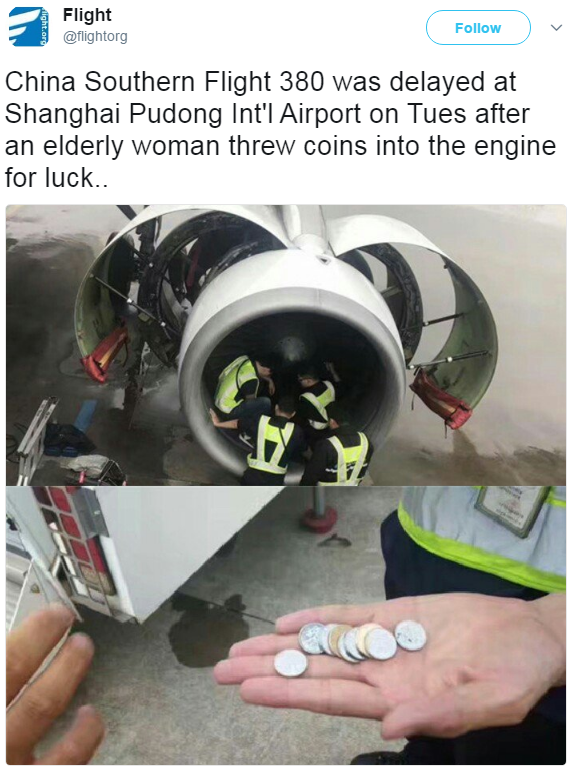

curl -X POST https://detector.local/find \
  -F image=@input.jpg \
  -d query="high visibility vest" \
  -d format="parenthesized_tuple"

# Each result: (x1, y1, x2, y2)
(300, 381, 335, 430)
(399, 486, 566, 593)
(247, 416, 295, 475)
(318, 433, 369, 486)
(214, 356, 258, 415)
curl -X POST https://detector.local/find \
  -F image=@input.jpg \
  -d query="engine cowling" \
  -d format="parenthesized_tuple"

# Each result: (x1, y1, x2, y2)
(75, 205, 498, 481)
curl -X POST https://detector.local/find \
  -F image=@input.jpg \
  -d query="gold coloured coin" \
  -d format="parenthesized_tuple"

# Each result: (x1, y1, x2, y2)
(322, 624, 339, 655)
(328, 624, 353, 657)
(356, 623, 382, 656)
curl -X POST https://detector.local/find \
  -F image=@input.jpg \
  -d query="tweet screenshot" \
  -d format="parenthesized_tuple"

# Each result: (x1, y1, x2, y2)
(3, 1, 567, 765)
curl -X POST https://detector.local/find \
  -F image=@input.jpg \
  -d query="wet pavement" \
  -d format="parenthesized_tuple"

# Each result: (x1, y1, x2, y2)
(36, 488, 404, 765)
(6, 204, 565, 485)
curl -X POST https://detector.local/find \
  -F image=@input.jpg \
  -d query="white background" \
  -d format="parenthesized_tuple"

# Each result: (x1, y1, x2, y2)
(1, 0, 569, 202)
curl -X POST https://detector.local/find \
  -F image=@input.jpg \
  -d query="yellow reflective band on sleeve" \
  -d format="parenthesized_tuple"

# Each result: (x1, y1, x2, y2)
(398, 503, 566, 594)
(546, 489, 566, 508)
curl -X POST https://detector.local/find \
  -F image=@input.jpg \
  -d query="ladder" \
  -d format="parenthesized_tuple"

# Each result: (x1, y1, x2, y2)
(16, 397, 59, 486)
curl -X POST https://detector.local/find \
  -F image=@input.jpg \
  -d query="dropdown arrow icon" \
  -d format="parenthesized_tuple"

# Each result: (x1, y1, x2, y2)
(551, 24, 562, 31)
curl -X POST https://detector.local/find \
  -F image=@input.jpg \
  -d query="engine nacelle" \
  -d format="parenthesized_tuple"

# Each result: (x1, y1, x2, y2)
(178, 248, 406, 478)
(75, 205, 498, 481)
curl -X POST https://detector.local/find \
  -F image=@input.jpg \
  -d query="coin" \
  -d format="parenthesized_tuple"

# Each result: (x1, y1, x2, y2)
(395, 620, 427, 651)
(365, 627, 397, 660)
(337, 633, 360, 663)
(274, 649, 308, 677)
(321, 624, 339, 655)
(344, 628, 367, 661)
(328, 624, 353, 657)
(356, 623, 382, 656)
(298, 623, 326, 655)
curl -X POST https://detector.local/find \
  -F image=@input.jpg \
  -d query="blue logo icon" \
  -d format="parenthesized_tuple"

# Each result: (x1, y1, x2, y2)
(9, 7, 49, 46)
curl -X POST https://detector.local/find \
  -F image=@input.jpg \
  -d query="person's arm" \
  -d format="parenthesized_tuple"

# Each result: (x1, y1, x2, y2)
(215, 592, 566, 739)
(286, 427, 307, 462)
(262, 377, 276, 396)
(241, 379, 260, 401)
(300, 441, 329, 486)
(534, 593, 566, 685)
(294, 426, 308, 456)
(296, 397, 311, 423)
(325, 361, 341, 383)
(298, 396, 323, 425)
(7, 605, 104, 764)
(209, 408, 239, 430)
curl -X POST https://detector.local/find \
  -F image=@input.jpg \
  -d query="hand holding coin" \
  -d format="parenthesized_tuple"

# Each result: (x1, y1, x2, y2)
(214, 593, 565, 740)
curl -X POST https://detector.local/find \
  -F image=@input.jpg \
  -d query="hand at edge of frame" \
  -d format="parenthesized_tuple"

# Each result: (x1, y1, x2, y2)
(6, 605, 105, 764)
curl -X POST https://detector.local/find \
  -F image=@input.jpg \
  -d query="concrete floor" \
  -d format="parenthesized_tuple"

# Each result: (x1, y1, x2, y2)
(38, 488, 405, 765)
(6, 204, 566, 485)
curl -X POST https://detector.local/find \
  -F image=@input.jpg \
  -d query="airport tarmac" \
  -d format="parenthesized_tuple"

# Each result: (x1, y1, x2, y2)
(5, 204, 565, 485)
(36, 488, 404, 765)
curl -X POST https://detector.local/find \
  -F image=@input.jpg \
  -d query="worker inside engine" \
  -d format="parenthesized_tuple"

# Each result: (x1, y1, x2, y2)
(296, 361, 344, 448)
(210, 394, 306, 485)
(212, 354, 275, 423)
(301, 402, 374, 487)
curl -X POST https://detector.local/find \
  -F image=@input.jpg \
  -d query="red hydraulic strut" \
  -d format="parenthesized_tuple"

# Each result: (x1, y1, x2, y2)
(81, 326, 129, 384)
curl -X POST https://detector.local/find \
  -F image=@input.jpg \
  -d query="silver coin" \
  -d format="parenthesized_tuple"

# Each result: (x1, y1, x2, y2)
(337, 633, 360, 664)
(365, 628, 397, 660)
(274, 649, 308, 677)
(395, 620, 427, 652)
(344, 628, 367, 661)
(322, 624, 339, 656)
(298, 623, 326, 655)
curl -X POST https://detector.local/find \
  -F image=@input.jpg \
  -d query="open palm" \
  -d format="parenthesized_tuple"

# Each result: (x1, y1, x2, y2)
(214, 593, 565, 739)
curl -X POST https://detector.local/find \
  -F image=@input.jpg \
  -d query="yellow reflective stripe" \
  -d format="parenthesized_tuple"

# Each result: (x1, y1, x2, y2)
(256, 415, 269, 461)
(301, 392, 328, 422)
(247, 456, 287, 474)
(343, 447, 362, 462)
(398, 504, 566, 593)
(547, 489, 566, 508)
(215, 357, 258, 412)
(265, 422, 293, 467)
(237, 367, 258, 388)
(323, 381, 335, 401)
(215, 358, 246, 411)
(326, 434, 368, 486)
(329, 436, 346, 482)
(216, 381, 240, 413)
(219, 355, 247, 378)
(301, 382, 335, 424)
(247, 419, 293, 474)
(349, 434, 369, 483)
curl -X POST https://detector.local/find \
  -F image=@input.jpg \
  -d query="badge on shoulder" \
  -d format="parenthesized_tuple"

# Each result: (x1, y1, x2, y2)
(475, 486, 549, 538)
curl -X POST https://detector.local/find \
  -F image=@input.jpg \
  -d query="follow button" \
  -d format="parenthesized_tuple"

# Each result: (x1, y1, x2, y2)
(427, 10, 531, 45)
